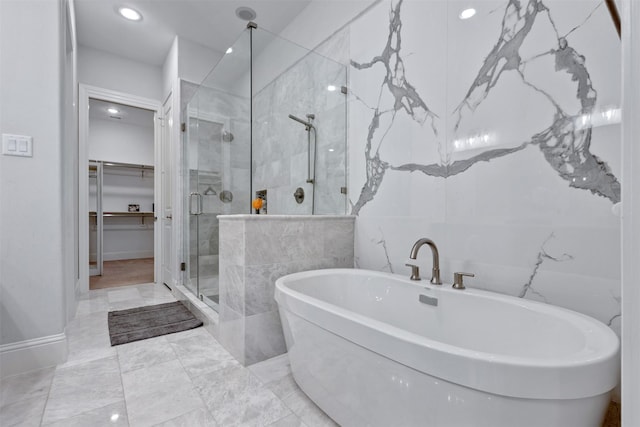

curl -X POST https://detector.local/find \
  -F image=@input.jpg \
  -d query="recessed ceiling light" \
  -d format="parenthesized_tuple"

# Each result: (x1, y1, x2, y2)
(235, 6, 257, 21)
(107, 107, 119, 114)
(459, 8, 476, 20)
(226, 47, 233, 54)
(327, 85, 337, 92)
(118, 7, 142, 21)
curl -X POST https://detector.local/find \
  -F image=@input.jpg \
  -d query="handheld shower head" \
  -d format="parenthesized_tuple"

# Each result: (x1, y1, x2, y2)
(288, 113, 318, 206)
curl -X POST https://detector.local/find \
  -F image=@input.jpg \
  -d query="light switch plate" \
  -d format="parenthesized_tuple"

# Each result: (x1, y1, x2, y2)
(2, 134, 33, 157)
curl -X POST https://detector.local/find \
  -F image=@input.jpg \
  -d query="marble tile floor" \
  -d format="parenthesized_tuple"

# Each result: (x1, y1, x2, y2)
(0, 282, 336, 427)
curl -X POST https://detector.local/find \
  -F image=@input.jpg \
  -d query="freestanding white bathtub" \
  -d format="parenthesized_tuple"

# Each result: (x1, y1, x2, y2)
(275, 268, 620, 427)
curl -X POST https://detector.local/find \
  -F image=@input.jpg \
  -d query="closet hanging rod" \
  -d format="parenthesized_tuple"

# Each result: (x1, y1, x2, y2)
(90, 160, 154, 170)
(89, 211, 154, 218)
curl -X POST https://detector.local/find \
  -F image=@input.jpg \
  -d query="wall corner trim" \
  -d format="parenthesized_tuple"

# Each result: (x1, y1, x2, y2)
(0, 332, 68, 378)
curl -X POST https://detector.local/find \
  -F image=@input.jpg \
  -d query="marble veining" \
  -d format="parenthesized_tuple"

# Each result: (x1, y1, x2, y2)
(350, 0, 620, 215)
(519, 233, 573, 302)
(0, 367, 55, 407)
(41, 357, 124, 425)
(344, 0, 620, 338)
(153, 407, 219, 427)
(193, 365, 291, 427)
(168, 334, 239, 379)
(606, 293, 621, 327)
(116, 335, 177, 374)
(121, 359, 206, 427)
(43, 401, 128, 427)
(374, 228, 394, 273)
(1, 396, 48, 427)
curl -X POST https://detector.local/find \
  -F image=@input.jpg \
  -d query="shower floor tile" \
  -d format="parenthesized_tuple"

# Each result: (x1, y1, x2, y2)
(0, 282, 335, 427)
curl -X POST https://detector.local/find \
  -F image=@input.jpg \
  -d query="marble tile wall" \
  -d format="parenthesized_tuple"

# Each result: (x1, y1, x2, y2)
(252, 44, 348, 215)
(218, 215, 355, 365)
(335, 0, 621, 335)
(182, 80, 251, 218)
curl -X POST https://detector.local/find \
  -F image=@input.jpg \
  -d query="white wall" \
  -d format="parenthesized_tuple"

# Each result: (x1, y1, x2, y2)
(278, 0, 377, 54)
(89, 118, 154, 165)
(0, 0, 69, 368)
(162, 36, 222, 100)
(178, 37, 223, 88)
(78, 45, 163, 101)
(162, 37, 179, 101)
(61, 0, 79, 323)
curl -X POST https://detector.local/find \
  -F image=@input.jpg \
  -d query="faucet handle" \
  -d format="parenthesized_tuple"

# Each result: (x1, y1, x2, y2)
(406, 263, 421, 281)
(453, 272, 474, 290)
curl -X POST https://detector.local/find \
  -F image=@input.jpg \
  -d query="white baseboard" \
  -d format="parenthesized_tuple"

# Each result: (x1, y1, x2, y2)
(0, 333, 67, 378)
(102, 251, 154, 261)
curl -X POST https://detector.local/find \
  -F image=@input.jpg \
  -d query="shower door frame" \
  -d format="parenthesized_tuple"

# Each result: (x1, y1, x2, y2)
(621, 0, 640, 423)
(184, 106, 236, 308)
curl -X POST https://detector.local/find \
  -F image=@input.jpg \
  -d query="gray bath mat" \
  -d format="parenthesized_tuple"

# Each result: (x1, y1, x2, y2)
(108, 301, 203, 346)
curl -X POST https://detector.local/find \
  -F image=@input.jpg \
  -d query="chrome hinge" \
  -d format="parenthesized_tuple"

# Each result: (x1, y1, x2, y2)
(180, 262, 186, 271)
(340, 186, 347, 194)
(181, 122, 186, 132)
(341, 86, 348, 95)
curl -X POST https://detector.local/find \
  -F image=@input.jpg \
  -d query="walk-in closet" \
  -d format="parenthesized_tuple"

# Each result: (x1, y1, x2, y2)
(87, 99, 156, 289)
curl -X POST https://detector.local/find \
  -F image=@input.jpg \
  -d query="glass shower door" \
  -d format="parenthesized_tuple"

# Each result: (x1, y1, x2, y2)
(183, 29, 251, 311)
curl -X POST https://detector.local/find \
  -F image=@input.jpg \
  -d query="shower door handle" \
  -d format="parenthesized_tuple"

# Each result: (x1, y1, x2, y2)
(189, 192, 203, 215)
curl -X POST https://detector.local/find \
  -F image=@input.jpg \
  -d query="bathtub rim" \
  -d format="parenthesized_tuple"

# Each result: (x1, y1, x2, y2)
(275, 268, 620, 399)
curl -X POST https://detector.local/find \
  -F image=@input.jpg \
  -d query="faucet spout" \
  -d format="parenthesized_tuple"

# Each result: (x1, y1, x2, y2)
(407, 238, 442, 285)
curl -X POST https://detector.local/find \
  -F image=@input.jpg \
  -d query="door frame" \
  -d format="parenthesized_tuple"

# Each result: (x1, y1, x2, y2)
(160, 92, 175, 289)
(78, 84, 162, 293)
(621, 0, 640, 423)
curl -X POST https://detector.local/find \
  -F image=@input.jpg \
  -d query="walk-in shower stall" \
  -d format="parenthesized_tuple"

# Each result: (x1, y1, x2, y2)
(182, 23, 347, 310)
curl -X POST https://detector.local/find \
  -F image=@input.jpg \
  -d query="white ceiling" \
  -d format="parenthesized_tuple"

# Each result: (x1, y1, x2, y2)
(74, 0, 312, 66)
(89, 98, 155, 127)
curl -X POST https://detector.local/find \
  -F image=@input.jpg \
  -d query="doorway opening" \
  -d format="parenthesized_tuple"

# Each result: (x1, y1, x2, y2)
(87, 100, 156, 289)
(79, 85, 162, 293)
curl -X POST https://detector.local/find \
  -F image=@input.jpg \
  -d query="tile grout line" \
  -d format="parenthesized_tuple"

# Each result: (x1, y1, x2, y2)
(36, 366, 55, 427)
(115, 345, 132, 427)
(161, 335, 213, 425)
